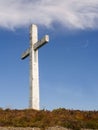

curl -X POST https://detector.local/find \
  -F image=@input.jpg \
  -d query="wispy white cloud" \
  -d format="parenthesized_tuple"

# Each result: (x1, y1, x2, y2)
(0, 0, 98, 29)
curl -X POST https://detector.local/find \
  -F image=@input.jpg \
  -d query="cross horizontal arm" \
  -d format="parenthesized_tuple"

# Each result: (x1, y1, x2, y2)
(21, 48, 30, 60)
(33, 35, 49, 50)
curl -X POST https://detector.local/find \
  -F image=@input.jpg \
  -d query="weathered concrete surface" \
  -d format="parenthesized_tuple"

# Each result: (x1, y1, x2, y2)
(21, 24, 49, 110)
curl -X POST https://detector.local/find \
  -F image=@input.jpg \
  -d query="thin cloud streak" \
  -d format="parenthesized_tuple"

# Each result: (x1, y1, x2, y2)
(0, 0, 98, 29)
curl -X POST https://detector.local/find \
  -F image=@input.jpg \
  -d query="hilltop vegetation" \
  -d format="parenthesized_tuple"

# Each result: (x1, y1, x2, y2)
(0, 108, 98, 130)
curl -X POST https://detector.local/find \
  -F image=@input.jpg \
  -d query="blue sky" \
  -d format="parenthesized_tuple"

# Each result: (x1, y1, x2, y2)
(0, 0, 98, 110)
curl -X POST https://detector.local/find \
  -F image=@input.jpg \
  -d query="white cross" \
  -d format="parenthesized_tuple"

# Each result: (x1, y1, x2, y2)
(21, 24, 49, 110)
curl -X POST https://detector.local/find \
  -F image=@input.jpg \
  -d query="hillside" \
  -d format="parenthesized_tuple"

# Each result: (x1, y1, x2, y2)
(0, 108, 98, 130)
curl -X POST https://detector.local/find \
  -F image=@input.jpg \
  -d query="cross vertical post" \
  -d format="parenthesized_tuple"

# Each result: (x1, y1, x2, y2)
(21, 24, 49, 110)
(29, 24, 39, 109)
